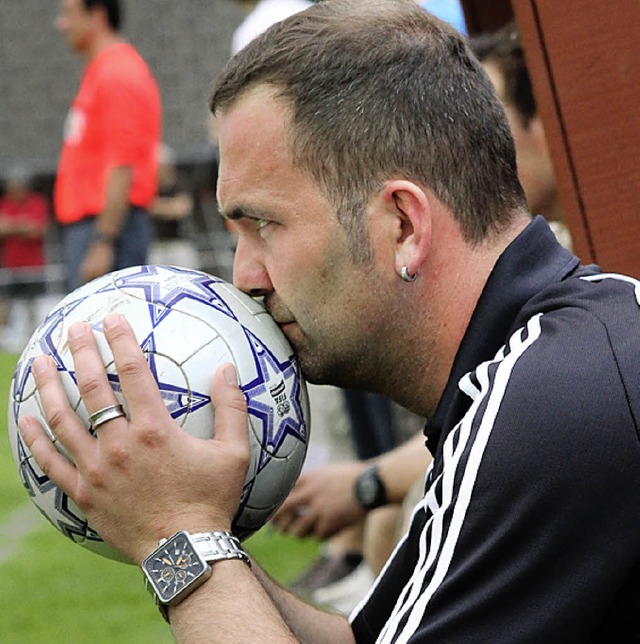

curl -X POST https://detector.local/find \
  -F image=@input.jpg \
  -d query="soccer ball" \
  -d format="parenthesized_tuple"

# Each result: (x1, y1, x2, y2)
(7, 265, 310, 562)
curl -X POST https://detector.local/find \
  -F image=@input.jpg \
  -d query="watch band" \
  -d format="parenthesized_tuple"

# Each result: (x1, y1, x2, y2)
(145, 530, 251, 623)
(189, 531, 251, 566)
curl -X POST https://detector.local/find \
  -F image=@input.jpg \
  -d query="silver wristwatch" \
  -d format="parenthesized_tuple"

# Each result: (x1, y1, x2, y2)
(142, 530, 250, 622)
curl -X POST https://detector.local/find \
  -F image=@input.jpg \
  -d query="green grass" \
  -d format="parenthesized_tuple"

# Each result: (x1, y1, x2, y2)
(0, 353, 29, 517)
(0, 352, 320, 642)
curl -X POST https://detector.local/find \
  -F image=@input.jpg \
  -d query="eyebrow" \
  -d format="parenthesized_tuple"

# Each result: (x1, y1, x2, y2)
(218, 203, 271, 222)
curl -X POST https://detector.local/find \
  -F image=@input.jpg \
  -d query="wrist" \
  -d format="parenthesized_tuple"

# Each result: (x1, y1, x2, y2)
(353, 463, 387, 511)
(93, 229, 118, 245)
(142, 530, 251, 623)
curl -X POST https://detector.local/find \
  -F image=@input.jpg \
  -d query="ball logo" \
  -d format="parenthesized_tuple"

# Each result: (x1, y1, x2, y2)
(269, 380, 290, 417)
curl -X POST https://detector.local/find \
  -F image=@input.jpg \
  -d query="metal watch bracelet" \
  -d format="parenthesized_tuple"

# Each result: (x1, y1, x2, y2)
(146, 530, 251, 623)
(188, 531, 251, 565)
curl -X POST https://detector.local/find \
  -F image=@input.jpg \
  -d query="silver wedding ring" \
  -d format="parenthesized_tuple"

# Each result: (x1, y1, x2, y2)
(90, 404, 126, 430)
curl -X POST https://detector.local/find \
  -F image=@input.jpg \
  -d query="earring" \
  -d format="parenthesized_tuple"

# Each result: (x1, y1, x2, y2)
(401, 266, 417, 283)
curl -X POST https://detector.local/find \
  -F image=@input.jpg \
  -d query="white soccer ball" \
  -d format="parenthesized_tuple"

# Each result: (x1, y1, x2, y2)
(7, 265, 310, 562)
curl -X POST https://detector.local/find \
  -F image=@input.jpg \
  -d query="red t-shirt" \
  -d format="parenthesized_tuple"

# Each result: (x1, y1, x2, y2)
(0, 194, 48, 268)
(54, 43, 161, 224)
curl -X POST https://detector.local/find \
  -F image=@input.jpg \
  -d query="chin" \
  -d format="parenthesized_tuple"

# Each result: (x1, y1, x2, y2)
(295, 351, 331, 386)
(298, 355, 353, 390)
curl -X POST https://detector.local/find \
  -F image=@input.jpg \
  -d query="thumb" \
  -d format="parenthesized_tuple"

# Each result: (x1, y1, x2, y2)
(210, 363, 250, 453)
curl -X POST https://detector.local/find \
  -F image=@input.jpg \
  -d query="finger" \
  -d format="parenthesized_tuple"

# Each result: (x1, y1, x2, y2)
(18, 414, 80, 496)
(67, 321, 123, 432)
(209, 364, 250, 455)
(275, 505, 317, 535)
(285, 511, 317, 539)
(101, 313, 167, 418)
(271, 506, 298, 531)
(272, 501, 296, 522)
(31, 354, 96, 460)
(278, 483, 312, 509)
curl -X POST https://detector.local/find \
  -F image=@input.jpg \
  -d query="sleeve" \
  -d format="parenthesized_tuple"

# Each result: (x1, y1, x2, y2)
(354, 309, 640, 643)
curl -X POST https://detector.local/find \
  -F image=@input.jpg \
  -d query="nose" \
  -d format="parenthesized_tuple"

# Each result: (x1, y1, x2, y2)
(232, 237, 273, 298)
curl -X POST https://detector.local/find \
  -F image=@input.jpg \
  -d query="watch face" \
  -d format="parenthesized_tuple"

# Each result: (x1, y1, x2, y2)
(358, 472, 379, 506)
(355, 466, 385, 510)
(143, 531, 209, 604)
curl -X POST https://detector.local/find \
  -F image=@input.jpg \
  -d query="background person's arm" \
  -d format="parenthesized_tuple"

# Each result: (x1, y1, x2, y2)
(274, 432, 431, 539)
(81, 164, 132, 283)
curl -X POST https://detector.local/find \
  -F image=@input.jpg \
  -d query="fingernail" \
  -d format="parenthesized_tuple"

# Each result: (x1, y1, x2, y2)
(223, 364, 238, 386)
(17, 417, 28, 435)
(31, 355, 49, 375)
(68, 321, 86, 340)
(103, 313, 122, 330)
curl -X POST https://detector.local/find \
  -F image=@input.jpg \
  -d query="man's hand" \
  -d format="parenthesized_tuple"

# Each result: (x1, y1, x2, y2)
(18, 313, 251, 565)
(81, 239, 115, 284)
(272, 461, 368, 539)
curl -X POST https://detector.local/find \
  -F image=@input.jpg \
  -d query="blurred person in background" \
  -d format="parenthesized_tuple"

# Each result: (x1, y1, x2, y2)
(148, 144, 199, 270)
(54, 0, 161, 291)
(0, 166, 49, 347)
(471, 21, 571, 249)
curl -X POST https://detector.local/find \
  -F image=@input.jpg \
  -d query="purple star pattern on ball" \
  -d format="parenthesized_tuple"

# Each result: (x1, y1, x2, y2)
(112, 265, 234, 328)
(241, 327, 308, 472)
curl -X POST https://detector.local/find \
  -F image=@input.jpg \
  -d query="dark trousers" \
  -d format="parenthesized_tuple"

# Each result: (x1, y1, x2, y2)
(61, 207, 152, 292)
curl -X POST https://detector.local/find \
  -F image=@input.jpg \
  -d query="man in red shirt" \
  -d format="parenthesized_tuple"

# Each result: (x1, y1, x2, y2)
(54, 0, 161, 291)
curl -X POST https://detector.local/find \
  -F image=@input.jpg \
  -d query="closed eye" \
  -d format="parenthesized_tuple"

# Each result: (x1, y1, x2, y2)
(219, 204, 272, 234)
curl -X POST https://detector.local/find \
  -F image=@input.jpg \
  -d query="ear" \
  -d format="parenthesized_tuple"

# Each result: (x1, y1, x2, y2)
(379, 180, 432, 279)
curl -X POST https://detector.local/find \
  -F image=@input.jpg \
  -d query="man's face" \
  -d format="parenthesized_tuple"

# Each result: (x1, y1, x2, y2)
(55, 0, 95, 53)
(216, 87, 391, 388)
(483, 60, 557, 217)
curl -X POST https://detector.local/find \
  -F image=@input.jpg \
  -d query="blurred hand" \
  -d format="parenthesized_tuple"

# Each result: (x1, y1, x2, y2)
(272, 460, 368, 539)
(81, 240, 114, 284)
(18, 313, 251, 564)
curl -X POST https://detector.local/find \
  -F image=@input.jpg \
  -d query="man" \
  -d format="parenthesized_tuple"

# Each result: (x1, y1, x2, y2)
(54, 0, 161, 291)
(20, 1, 640, 641)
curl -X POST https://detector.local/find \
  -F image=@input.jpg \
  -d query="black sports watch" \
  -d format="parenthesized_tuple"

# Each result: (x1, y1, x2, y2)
(142, 530, 250, 622)
(354, 464, 387, 510)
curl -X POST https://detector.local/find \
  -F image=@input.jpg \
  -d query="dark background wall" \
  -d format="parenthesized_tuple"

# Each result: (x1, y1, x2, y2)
(0, 0, 244, 174)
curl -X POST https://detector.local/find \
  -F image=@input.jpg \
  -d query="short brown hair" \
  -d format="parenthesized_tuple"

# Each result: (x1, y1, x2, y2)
(211, 0, 526, 257)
